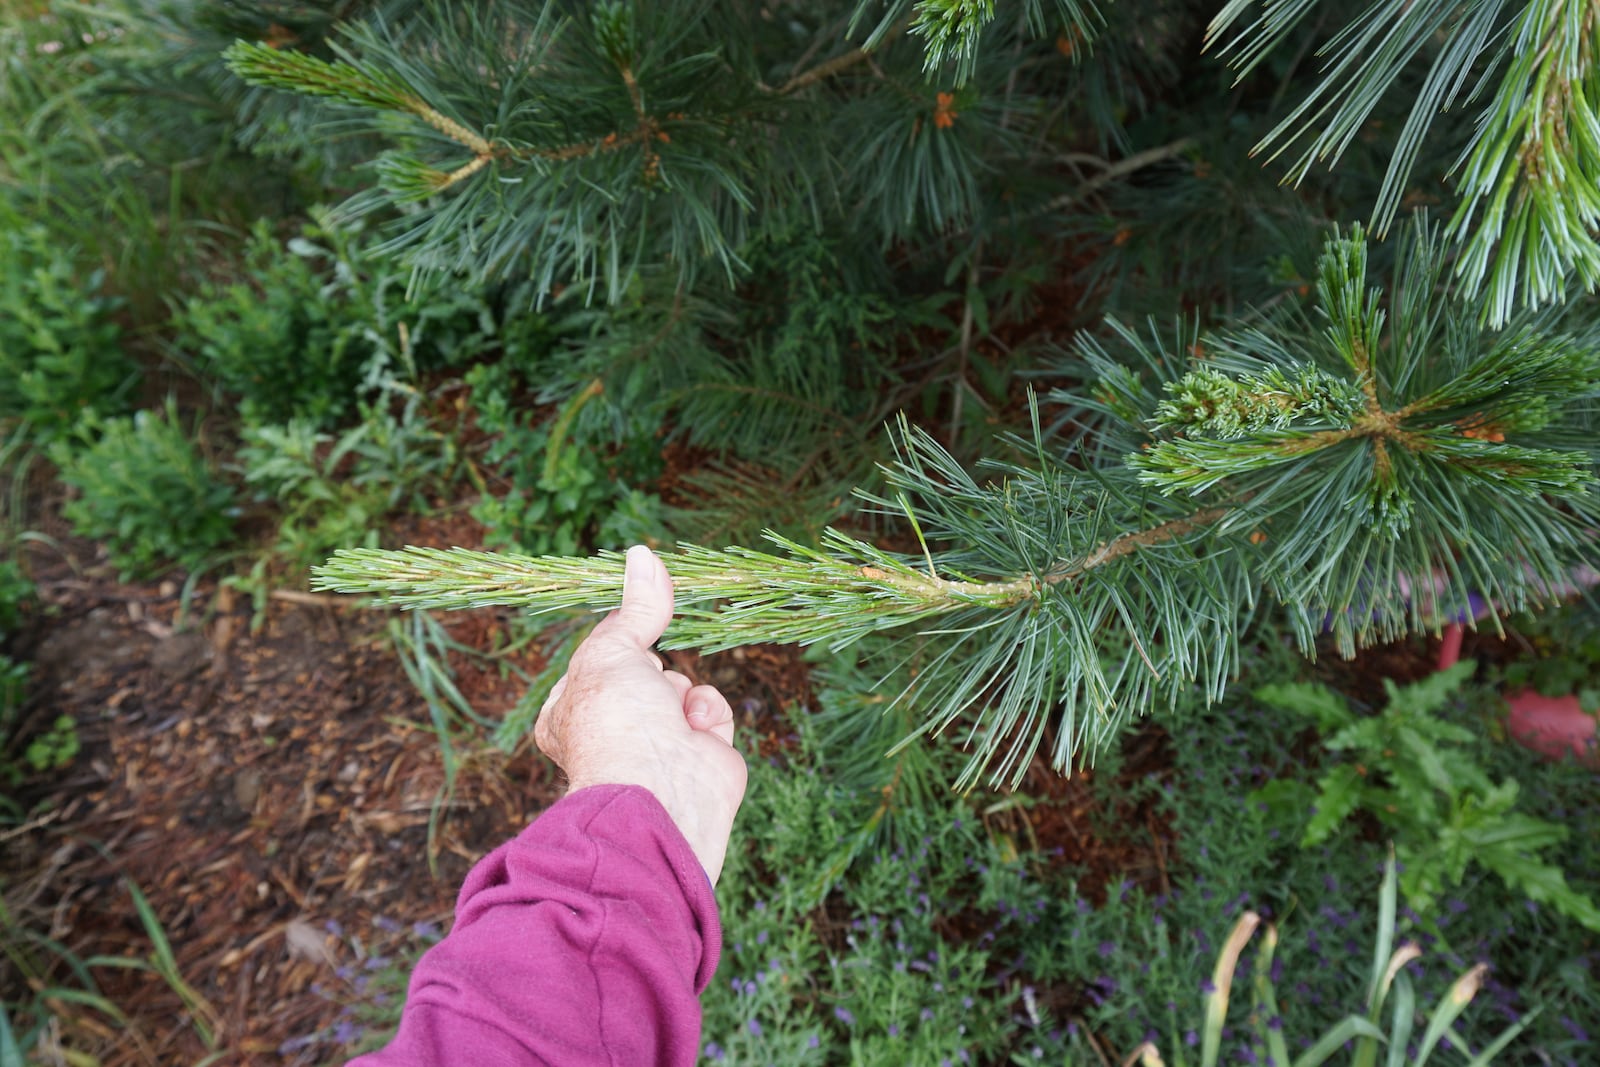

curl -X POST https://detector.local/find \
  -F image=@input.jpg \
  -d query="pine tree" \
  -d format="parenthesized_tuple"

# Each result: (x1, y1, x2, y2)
(223, 1, 1600, 786)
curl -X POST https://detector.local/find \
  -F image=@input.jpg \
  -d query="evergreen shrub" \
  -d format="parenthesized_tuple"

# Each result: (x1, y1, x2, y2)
(237, 395, 461, 573)
(0, 227, 134, 442)
(465, 362, 666, 556)
(53, 402, 237, 578)
(174, 219, 499, 429)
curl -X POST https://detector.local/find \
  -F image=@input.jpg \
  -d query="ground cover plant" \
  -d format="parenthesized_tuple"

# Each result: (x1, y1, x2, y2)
(1, 0, 1597, 1063)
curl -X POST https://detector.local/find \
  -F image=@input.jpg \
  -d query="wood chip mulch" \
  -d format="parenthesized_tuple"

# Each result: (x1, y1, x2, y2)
(4, 543, 558, 1066)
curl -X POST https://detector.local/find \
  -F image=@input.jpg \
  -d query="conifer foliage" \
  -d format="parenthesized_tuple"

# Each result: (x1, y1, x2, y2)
(318, 221, 1600, 787)
(228, 0, 1600, 785)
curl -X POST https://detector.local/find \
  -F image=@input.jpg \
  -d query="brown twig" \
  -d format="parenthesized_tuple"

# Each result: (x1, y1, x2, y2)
(1045, 137, 1199, 211)
(1048, 505, 1231, 583)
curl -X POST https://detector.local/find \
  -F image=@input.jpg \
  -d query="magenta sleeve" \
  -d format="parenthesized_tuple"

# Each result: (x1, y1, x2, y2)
(348, 784, 721, 1066)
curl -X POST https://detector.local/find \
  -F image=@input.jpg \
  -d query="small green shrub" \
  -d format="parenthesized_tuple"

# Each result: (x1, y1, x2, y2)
(0, 227, 135, 441)
(174, 219, 497, 429)
(53, 403, 237, 578)
(466, 364, 665, 556)
(238, 400, 454, 567)
(0, 558, 31, 638)
(0, 557, 35, 805)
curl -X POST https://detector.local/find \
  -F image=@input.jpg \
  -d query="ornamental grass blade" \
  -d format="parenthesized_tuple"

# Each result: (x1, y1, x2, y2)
(1412, 963, 1486, 1064)
(1251, 923, 1292, 1067)
(1459, 1008, 1538, 1067)
(1292, 1016, 1389, 1067)
(0, 1007, 19, 1067)
(1202, 910, 1260, 1067)
(1382, 972, 1416, 1067)
(1366, 849, 1400, 1014)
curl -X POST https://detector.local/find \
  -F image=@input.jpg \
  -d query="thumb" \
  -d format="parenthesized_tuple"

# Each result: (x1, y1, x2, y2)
(596, 544, 674, 650)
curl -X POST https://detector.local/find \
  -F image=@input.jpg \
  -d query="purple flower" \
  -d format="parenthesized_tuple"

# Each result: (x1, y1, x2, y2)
(835, 1006, 855, 1025)
(1098, 941, 1116, 958)
(808, 1034, 820, 1049)
(888, 1025, 900, 1038)
(747, 1019, 762, 1037)
(373, 915, 402, 933)
(705, 1041, 724, 1060)
(1560, 1016, 1590, 1043)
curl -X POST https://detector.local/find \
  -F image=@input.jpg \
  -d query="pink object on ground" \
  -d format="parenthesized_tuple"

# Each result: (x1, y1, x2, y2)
(1437, 621, 1599, 767)
(1505, 689, 1600, 766)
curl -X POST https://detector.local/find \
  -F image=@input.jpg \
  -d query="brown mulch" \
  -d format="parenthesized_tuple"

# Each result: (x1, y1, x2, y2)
(4, 544, 550, 1064)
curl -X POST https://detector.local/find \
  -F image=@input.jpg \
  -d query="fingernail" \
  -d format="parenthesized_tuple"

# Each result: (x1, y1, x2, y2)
(625, 544, 651, 588)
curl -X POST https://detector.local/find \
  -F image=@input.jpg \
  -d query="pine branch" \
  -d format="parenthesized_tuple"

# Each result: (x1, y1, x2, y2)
(777, 42, 881, 93)
(1205, 0, 1600, 324)
(225, 5, 786, 297)
(1446, 0, 1600, 324)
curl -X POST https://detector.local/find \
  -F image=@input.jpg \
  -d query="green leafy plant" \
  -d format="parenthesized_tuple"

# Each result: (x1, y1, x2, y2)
(0, 556, 33, 805)
(237, 399, 457, 570)
(0, 557, 31, 640)
(20, 716, 77, 777)
(52, 401, 237, 578)
(174, 218, 496, 429)
(1251, 660, 1600, 933)
(466, 364, 665, 557)
(0, 226, 134, 441)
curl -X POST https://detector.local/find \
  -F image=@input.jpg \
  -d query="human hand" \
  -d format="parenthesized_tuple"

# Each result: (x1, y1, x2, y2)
(534, 544, 748, 884)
